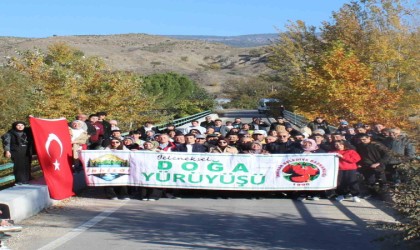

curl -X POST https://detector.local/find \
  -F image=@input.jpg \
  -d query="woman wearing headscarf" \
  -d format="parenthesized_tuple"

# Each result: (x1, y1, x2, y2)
(242, 140, 269, 154)
(1, 121, 34, 185)
(290, 138, 326, 201)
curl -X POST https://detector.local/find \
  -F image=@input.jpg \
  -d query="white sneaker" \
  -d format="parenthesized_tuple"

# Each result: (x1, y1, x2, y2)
(121, 197, 130, 201)
(148, 199, 157, 201)
(110, 197, 119, 200)
(297, 196, 306, 201)
(352, 196, 361, 203)
(0, 225, 23, 232)
(335, 195, 345, 202)
(312, 196, 320, 201)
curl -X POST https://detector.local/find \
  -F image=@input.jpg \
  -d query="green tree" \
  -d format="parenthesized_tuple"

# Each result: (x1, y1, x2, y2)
(223, 77, 284, 109)
(141, 72, 214, 115)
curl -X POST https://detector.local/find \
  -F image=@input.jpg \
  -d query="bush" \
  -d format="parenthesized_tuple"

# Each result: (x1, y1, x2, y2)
(383, 128, 419, 246)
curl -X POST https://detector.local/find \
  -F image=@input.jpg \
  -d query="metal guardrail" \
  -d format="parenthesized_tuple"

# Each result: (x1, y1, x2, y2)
(283, 110, 310, 128)
(155, 110, 212, 131)
(0, 163, 43, 190)
(283, 110, 337, 131)
(0, 163, 14, 187)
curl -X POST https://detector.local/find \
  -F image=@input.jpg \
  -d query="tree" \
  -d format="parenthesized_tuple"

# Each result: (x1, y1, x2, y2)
(0, 67, 35, 130)
(266, 21, 324, 89)
(223, 77, 284, 109)
(289, 42, 401, 124)
(6, 43, 156, 130)
(266, 0, 418, 127)
(141, 72, 214, 116)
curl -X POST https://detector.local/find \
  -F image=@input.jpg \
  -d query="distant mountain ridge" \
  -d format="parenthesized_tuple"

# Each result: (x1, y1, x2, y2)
(0, 33, 275, 94)
(165, 33, 278, 47)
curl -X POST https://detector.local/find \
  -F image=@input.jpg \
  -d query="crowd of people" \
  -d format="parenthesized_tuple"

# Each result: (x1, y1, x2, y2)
(1, 112, 417, 203)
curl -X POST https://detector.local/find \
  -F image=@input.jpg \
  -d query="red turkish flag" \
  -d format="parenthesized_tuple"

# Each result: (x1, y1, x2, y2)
(30, 117, 75, 200)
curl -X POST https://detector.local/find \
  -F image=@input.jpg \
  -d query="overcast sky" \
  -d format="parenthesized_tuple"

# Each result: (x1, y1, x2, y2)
(1, 0, 352, 38)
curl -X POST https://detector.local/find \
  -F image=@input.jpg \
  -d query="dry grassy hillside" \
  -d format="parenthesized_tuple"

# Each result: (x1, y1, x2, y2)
(0, 34, 273, 94)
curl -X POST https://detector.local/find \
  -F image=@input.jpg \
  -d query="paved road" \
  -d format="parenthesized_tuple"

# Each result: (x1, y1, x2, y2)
(3, 110, 399, 250)
(6, 187, 397, 250)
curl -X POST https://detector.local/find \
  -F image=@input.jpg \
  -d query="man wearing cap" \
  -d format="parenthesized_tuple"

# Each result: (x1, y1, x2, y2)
(336, 120, 349, 134)
(252, 130, 267, 144)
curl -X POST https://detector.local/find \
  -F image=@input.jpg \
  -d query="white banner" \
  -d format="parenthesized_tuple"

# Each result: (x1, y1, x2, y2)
(80, 151, 339, 191)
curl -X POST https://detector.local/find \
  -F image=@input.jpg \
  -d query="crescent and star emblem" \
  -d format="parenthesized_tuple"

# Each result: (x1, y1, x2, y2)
(45, 133, 63, 171)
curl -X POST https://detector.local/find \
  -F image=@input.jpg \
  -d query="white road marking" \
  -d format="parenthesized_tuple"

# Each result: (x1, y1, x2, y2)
(37, 202, 127, 250)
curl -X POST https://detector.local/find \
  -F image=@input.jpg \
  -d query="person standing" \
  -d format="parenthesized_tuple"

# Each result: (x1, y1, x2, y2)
(96, 111, 112, 140)
(307, 117, 331, 135)
(1, 121, 34, 185)
(356, 134, 390, 194)
(331, 140, 362, 203)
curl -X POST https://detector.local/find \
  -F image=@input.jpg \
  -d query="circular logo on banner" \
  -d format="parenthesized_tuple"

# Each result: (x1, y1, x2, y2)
(278, 161, 320, 183)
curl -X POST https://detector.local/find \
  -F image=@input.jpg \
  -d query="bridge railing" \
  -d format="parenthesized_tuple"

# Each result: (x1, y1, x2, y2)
(283, 110, 310, 128)
(283, 110, 338, 131)
(155, 110, 212, 131)
(0, 110, 213, 190)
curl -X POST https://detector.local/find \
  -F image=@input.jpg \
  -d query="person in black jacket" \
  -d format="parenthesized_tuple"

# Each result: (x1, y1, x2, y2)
(1, 121, 34, 185)
(265, 131, 299, 154)
(173, 134, 207, 152)
(96, 111, 112, 140)
(356, 134, 390, 188)
(307, 117, 331, 135)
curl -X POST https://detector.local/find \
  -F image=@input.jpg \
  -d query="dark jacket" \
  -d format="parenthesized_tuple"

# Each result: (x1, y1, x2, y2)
(265, 140, 299, 154)
(307, 120, 331, 134)
(174, 143, 208, 153)
(356, 142, 390, 168)
(138, 126, 160, 140)
(1, 128, 33, 154)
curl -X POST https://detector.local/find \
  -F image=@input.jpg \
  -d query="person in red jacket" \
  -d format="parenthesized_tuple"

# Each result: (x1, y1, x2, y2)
(331, 140, 362, 202)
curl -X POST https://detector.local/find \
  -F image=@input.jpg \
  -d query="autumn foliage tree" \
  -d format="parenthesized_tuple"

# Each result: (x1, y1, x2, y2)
(6, 43, 158, 129)
(267, 0, 418, 128)
(290, 42, 401, 124)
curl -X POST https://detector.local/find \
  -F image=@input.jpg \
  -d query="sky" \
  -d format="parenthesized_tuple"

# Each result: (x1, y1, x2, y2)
(1, 0, 352, 38)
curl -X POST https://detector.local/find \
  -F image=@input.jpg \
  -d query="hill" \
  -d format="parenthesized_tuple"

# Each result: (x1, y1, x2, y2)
(0, 34, 275, 94)
(166, 33, 278, 47)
